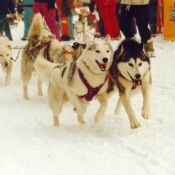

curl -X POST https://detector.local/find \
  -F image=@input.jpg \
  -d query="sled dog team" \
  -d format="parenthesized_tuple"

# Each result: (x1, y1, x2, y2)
(0, 13, 152, 129)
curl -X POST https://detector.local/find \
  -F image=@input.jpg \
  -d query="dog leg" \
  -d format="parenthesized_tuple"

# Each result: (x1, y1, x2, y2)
(77, 114, 85, 124)
(94, 93, 108, 123)
(141, 84, 151, 119)
(5, 60, 13, 86)
(114, 98, 122, 115)
(48, 84, 65, 126)
(119, 91, 140, 129)
(21, 64, 33, 100)
(38, 78, 43, 96)
(67, 91, 87, 124)
(53, 115, 59, 126)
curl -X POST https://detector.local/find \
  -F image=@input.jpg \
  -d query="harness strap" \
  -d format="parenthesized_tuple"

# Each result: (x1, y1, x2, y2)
(78, 69, 107, 101)
(44, 40, 52, 62)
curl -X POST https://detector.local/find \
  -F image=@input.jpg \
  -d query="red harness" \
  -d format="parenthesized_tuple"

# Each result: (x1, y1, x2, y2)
(44, 40, 52, 61)
(78, 69, 107, 101)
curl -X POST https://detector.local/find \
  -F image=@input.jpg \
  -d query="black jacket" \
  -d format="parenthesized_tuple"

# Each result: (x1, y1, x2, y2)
(0, 0, 15, 15)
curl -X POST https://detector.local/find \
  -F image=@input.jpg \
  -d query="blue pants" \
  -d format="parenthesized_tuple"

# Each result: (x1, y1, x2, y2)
(0, 14, 13, 40)
(23, 7, 33, 38)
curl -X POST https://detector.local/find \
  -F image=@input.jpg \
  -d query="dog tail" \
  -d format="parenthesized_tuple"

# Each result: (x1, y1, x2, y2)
(34, 56, 59, 82)
(27, 13, 43, 40)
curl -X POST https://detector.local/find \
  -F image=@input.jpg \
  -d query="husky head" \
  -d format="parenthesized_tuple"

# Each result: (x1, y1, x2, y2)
(78, 35, 113, 74)
(111, 39, 150, 85)
(0, 37, 12, 67)
(74, 21, 83, 33)
(27, 13, 55, 45)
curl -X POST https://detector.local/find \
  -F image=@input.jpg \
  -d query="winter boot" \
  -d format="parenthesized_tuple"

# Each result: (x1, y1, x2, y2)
(143, 39, 155, 58)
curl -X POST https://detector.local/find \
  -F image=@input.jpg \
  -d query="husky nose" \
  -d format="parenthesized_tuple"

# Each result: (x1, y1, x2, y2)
(135, 74, 141, 79)
(102, 57, 108, 63)
(4, 62, 8, 67)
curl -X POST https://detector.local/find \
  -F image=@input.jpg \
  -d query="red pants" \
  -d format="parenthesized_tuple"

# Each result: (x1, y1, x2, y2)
(56, 0, 70, 36)
(99, 4, 120, 38)
(33, 2, 61, 41)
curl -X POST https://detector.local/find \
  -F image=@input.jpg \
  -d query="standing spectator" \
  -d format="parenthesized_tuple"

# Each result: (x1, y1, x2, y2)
(21, 0, 34, 41)
(56, 0, 74, 41)
(33, 0, 61, 41)
(89, 0, 105, 37)
(93, 0, 120, 40)
(120, 0, 155, 58)
(149, 0, 157, 37)
(0, 0, 16, 41)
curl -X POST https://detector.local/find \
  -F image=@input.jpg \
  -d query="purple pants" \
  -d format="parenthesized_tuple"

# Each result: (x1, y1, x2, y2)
(33, 2, 61, 41)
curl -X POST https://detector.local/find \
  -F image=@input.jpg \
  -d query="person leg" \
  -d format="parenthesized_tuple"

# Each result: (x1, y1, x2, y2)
(134, 5, 151, 43)
(149, 1, 157, 35)
(108, 4, 120, 38)
(134, 5, 154, 57)
(33, 2, 43, 15)
(99, 5, 119, 38)
(43, 8, 61, 41)
(69, 9, 74, 39)
(120, 5, 135, 39)
(0, 14, 5, 35)
(22, 8, 28, 39)
(34, 2, 61, 41)
(4, 19, 13, 40)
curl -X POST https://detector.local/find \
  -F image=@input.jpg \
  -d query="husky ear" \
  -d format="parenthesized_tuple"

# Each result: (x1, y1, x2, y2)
(140, 42, 144, 50)
(118, 45, 124, 57)
(104, 34, 111, 43)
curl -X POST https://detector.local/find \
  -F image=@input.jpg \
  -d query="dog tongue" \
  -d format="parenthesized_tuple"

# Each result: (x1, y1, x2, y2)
(101, 63, 106, 69)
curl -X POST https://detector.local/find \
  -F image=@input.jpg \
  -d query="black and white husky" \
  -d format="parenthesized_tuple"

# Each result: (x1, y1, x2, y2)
(34, 36, 113, 126)
(109, 39, 152, 129)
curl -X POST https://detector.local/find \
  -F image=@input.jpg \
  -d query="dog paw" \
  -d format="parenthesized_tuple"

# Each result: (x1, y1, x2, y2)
(114, 107, 121, 115)
(142, 110, 150, 120)
(130, 119, 140, 129)
(94, 115, 103, 123)
(38, 92, 43, 96)
(77, 115, 85, 124)
(23, 95, 29, 100)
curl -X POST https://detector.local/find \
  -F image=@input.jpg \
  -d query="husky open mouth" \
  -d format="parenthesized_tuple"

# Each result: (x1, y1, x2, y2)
(127, 72, 142, 86)
(96, 60, 107, 71)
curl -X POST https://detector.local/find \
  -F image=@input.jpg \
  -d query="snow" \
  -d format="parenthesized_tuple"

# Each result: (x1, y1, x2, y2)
(0, 21, 175, 175)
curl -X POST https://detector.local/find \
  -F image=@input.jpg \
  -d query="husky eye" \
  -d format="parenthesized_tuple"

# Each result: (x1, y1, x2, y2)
(96, 50, 100, 53)
(128, 63, 133, 67)
(139, 63, 142, 66)
(106, 50, 109, 53)
(0, 54, 2, 57)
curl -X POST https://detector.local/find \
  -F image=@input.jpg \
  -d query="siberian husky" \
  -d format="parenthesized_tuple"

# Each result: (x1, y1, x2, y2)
(109, 39, 152, 129)
(34, 36, 113, 126)
(21, 13, 75, 100)
(0, 36, 13, 86)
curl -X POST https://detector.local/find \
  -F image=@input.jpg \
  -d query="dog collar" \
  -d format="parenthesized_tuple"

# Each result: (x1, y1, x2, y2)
(78, 69, 107, 101)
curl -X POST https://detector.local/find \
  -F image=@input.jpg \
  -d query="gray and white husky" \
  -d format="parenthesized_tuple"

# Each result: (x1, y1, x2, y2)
(109, 39, 152, 129)
(34, 36, 113, 126)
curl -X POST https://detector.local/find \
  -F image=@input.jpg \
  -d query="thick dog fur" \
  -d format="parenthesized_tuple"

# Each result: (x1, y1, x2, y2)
(0, 36, 13, 86)
(109, 39, 151, 129)
(34, 36, 113, 126)
(21, 13, 75, 100)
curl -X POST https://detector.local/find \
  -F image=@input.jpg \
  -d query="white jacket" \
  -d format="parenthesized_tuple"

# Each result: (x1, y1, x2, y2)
(121, 0, 149, 5)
